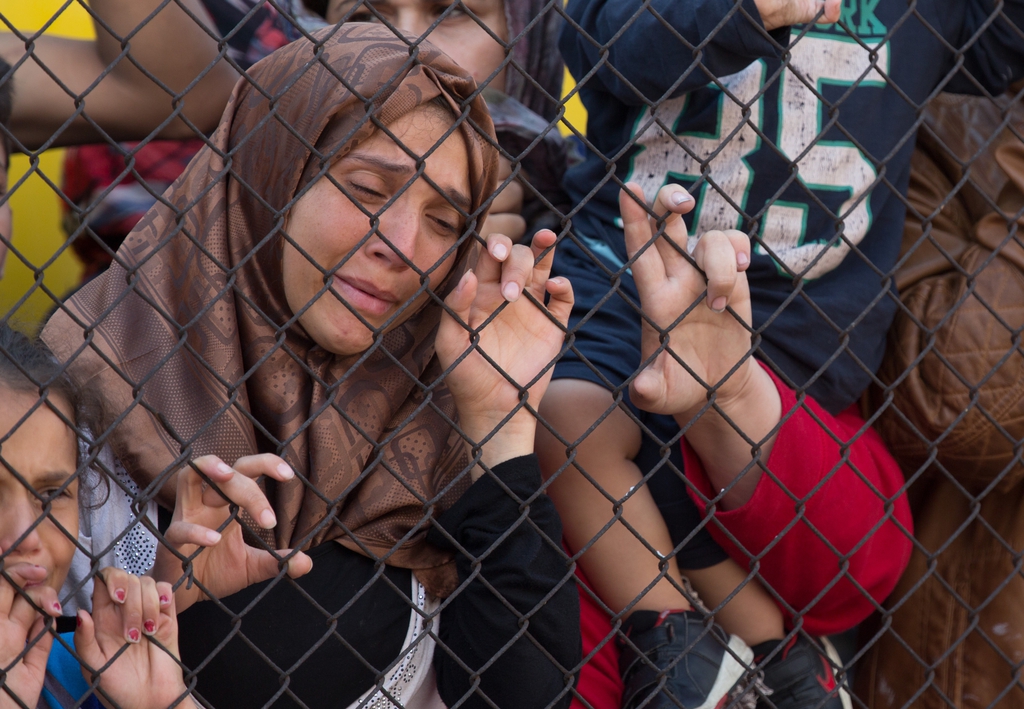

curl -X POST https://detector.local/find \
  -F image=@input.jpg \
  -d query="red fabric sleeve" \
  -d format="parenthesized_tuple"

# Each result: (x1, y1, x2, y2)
(683, 364, 913, 636)
(572, 568, 623, 709)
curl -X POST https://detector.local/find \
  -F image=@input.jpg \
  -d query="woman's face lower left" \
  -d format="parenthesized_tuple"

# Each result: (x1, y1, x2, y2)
(283, 106, 471, 355)
(0, 390, 79, 594)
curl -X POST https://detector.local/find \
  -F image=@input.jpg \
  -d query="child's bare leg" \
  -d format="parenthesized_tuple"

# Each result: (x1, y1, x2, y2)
(537, 380, 785, 644)
(684, 561, 784, 646)
(537, 378, 691, 616)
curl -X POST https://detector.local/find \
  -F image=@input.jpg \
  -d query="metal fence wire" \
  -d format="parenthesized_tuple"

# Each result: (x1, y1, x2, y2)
(0, 1, 1022, 708)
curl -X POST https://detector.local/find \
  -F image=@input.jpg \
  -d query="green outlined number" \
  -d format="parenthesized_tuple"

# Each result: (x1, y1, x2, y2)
(625, 34, 890, 280)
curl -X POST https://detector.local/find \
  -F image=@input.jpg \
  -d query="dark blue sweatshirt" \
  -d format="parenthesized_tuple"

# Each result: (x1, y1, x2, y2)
(560, 0, 1024, 412)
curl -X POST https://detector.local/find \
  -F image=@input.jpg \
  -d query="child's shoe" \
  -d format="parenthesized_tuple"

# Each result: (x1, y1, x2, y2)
(753, 635, 851, 709)
(618, 609, 754, 709)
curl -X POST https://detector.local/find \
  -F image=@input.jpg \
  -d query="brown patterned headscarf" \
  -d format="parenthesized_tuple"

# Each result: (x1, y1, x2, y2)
(42, 23, 498, 594)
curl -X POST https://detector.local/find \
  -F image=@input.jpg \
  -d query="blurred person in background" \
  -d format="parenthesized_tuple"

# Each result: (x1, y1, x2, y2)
(60, 0, 289, 284)
(857, 85, 1024, 709)
(0, 0, 239, 280)
(292, 0, 573, 242)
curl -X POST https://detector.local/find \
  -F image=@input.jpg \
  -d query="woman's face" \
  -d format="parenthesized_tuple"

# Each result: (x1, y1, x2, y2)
(283, 105, 472, 356)
(326, 0, 508, 91)
(0, 389, 79, 594)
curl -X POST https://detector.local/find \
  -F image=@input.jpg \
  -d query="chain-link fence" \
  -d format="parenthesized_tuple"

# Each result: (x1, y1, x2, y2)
(0, 1, 1022, 708)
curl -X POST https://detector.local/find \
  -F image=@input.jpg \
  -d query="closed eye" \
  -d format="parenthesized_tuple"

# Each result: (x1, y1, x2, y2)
(431, 212, 464, 237)
(434, 217, 457, 233)
(42, 486, 75, 500)
(350, 182, 388, 201)
(347, 9, 377, 22)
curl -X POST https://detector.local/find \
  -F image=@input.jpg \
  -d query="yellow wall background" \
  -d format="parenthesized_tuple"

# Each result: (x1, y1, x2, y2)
(0, 1, 91, 333)
(0, 2, 586, 334)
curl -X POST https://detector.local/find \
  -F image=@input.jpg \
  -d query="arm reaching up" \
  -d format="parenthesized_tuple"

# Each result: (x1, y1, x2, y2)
(0, 0, 239, 149)
(561, 0, 840, 103)
(619, 181, 781, 509)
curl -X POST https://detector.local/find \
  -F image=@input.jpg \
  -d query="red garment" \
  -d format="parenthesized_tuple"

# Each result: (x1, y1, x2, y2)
(573, 570, 622, 709)
(62, 141, 206, 278)
(572, 368, 914, 706)
(682, 365, 914, 636)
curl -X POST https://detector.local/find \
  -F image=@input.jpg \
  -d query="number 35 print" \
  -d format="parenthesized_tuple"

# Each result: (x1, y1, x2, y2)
(625, 34, 891, 281)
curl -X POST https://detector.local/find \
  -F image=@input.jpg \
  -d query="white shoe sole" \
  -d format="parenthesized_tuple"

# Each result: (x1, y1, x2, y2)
(693, 634, 754, 709)
(818, 636, 853, 709)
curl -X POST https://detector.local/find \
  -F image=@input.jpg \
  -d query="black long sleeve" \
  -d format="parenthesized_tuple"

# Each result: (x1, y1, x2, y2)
(427, 455, 580, 709)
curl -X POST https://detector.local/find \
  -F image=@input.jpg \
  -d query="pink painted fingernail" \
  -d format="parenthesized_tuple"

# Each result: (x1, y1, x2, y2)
(127, 628, 140, 643)
(144, 620, 156, 635)
(115, 589, 126, 603)
(76, 613, 82, 628)
(53, 602, 62, 613)
(159, 595, 171, 605)
(711, 296, 728, 313)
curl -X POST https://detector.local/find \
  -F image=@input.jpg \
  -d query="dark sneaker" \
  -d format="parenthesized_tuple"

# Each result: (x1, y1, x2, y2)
(754, 635, 851, 709)
(619, 609, 754, 709)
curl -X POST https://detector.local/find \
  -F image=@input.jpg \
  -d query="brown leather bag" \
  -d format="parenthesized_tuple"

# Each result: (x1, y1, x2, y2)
(856, 93, 1024, 709)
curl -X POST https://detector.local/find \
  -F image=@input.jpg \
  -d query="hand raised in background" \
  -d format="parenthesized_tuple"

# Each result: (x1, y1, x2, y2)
(756, 0, 842, 31)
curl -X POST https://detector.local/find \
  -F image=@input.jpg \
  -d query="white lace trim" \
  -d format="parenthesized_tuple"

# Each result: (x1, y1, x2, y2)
(345, 576, 443, 709)
(109, 456, 157, 576)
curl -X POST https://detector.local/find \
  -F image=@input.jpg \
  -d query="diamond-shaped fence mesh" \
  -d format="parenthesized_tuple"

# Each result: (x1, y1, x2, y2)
(0, 1, 1020, 708)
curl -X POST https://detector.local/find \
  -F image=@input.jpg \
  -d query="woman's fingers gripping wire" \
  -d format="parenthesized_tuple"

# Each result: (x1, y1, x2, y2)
(188, 454, 294, 531)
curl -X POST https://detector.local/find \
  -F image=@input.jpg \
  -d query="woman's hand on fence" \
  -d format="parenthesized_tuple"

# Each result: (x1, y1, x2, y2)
(75, 568, 197, 709)
(755, 0, 842, 31)
(0, 565, 60, 709)
(620, 182, 758, 419)
(437, 228, 573, 470)
(152, 454, 313, 612)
